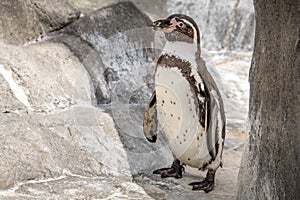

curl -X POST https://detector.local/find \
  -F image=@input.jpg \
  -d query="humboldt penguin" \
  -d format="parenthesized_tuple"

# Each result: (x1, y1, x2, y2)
(143, 14, 226, 193)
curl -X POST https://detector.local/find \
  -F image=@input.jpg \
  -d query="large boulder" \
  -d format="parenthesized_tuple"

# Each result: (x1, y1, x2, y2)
(0, 42, 133, 192)
(51, 1, 156, 104)
(0, 42, 92, 112)
(0, 0, 80, 45)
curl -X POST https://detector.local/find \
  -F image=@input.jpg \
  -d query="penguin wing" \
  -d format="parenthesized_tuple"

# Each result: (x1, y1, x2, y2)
(143, 91, 158, 143)
(205, 81, 225, 160)
(196, 57, 225, 161)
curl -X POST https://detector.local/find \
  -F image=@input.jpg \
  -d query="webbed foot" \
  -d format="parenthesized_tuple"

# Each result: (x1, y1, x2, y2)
(153, 159, 185, 179)
(189, 170, 215, 193)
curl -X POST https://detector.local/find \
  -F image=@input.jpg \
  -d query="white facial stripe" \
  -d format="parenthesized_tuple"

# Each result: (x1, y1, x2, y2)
(180, 18, 199, 45)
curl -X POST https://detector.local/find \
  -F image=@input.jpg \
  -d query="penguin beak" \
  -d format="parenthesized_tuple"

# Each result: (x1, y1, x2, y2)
(151, 19, 174, 32)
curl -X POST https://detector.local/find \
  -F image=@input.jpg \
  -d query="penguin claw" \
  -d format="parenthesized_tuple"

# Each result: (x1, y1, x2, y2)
(190, 179, 214, 193)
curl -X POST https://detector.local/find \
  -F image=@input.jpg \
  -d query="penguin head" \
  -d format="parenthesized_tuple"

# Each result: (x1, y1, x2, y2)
(152, 14, 200, 44)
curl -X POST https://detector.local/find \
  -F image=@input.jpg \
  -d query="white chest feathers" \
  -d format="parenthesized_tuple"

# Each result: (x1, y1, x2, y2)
(155, 65, 211, 168)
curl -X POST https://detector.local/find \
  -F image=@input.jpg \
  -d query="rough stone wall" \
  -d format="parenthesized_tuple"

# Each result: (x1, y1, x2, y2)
(237, 0, 299, 199)
(0, 0, 80, 45)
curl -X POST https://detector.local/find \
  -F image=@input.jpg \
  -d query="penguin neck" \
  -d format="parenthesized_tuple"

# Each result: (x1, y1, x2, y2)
(162, 41, 200, 66)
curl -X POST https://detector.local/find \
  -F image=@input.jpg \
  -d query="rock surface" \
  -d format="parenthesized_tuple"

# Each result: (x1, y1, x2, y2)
(167, 0, 255, 51)
(51, 1, 155, 104)
(0, 42, 130, 187)
(0, 0, 80, 45)
(69, 0, 255, 51)
(0, 0, 253, 199)
(0, 41, 151, 198)
(237, 1, 299, 199)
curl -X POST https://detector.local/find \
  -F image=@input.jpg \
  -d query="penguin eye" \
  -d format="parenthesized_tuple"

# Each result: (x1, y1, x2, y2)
(178, 22, 184, 28)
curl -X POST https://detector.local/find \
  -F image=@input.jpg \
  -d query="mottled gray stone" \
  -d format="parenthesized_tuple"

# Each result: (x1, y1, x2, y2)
(0, 42, 92, 111)
(0, 0, 42, 44)
(64, 1, 152, 39)
(51, 1, 155, 104)
(31, 0, 80, 33)
(69, 0, 167, 19)
(0, 75, 26, 112)
(237, 0, 299, 199)
(0, 42, 130, 189)
(166, 0, 255, 51)
(0, 0, 80, 45)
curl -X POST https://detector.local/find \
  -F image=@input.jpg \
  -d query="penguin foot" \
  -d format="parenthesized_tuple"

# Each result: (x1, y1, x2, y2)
(189, 169, 216, 193)
(153, 159, 185, 179)
(189, 179, 214, 193)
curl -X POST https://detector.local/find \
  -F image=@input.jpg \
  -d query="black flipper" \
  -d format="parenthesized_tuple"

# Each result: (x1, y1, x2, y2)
(143, 91, 158, 143)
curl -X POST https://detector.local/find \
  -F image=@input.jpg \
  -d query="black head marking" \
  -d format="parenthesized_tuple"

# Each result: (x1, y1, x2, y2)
(166, 14, 200, 44)
(152, 14, 200, 44)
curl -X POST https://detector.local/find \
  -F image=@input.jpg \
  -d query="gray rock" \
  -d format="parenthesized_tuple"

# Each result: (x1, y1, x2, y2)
(0, 0, 80, 45)
(49, 34, 108, 104)
(55, 1, 156, 104)
(0, 42, 92, 112)
(64, 1, 152, 39)
(0, 74, 26, 113)
(0, 0, 42, 45)
(0, 41, 134, 191)
(237, 1, 299, 199)
(166, 0, 255, 51)
(0, 41, 151, 198)
(31, 0, 80, 33)
(69, 0, 167, 19)
(0, 107, 133, 189)
(131, 0, 167, 19)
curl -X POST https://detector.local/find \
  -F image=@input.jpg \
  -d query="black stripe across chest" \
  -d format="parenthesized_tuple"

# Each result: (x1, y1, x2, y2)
(157, 54, 207, 127)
